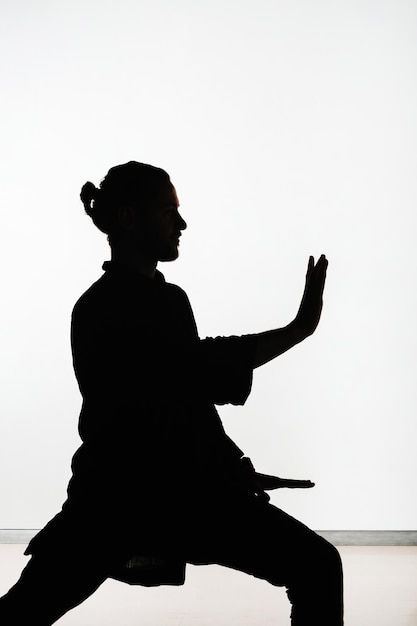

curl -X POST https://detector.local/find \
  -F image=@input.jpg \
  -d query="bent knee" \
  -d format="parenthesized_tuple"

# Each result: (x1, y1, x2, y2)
(314, 534, 343, 573)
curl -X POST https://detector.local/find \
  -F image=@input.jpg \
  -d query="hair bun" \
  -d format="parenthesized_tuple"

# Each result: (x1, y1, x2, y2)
(80, 181, 98, 216)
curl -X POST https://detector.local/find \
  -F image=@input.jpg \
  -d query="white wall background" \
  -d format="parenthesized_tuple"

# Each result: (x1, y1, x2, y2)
(0, 0, 416, 530)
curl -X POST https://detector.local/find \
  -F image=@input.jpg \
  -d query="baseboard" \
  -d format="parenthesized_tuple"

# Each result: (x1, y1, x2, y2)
(316, 530, 417, 545)
(1, 529, 416, 546)
(0, 530, 38, 544)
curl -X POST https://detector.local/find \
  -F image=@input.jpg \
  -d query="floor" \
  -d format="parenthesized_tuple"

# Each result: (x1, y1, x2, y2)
(0, 545, 416, 625)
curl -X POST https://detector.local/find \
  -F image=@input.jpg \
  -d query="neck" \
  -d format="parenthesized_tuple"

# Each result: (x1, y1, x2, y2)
(110, 246, 158, 279)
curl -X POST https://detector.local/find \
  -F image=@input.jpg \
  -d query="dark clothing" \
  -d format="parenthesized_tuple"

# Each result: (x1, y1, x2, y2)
(0, 501, 343, 626)
(25, 262, 260, 580)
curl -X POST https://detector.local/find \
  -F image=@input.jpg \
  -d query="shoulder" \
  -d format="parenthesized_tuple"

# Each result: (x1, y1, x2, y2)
(72, 272, 111, 320)
(164, 280, 188, 300)
(163, 279, 194, 312)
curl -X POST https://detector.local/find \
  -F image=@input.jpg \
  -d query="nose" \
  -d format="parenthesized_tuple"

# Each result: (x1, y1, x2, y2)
(178, 212, 187, 231)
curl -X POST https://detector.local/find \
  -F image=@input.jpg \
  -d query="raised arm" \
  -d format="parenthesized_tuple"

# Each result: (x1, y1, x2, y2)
(253, 255, 328, 368)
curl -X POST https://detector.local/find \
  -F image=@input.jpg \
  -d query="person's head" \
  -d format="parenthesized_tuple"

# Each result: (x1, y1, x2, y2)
(80, 161, 186, 263)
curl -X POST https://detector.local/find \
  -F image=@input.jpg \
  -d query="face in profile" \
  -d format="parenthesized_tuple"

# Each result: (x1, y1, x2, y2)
(138, 182, 187, 262)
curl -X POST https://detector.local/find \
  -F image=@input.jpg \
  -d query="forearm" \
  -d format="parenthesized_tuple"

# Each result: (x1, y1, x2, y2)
(253, 322, 306, 368)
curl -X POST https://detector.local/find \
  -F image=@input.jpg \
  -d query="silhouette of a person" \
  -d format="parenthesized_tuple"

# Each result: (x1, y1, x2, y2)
(0, 162, 343, 625)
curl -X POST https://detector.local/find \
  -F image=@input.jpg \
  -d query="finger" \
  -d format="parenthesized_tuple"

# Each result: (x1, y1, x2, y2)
(306, 256, 314, 279)
(318, 258, 328, 286)
(279, 479, 315, 489)
(260, 477, 316, 490)
(289, 480, 315, 489)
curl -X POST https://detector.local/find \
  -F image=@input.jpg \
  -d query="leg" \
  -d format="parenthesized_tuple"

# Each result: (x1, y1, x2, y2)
(0, 551, 108, 625)
(185, 499, 343, 626)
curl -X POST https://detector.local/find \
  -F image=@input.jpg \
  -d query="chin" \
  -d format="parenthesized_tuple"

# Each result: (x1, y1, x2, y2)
(159, 248, 179, 262)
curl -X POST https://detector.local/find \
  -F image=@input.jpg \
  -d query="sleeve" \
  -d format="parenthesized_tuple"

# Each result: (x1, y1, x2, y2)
(193, 334, 257, 405)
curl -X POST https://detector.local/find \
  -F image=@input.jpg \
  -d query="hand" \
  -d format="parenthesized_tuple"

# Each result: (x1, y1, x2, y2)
(254, 472, 315, 490)
(293, 255, 328, 340)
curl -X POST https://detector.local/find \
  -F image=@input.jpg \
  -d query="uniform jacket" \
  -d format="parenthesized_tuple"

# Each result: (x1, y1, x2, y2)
(25, 262, 258, 585)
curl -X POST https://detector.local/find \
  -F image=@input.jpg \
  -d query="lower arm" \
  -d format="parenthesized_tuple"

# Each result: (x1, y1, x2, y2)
(253, 322, 306, 368)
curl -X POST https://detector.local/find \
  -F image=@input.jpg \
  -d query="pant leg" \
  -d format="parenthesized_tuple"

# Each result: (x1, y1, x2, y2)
(0, 500, 343, 625)
(0, 551, 109, 625)
(185, 499, 343, 626)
